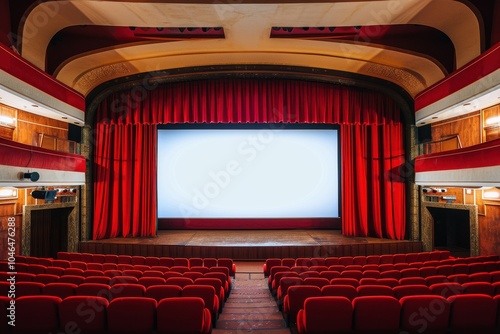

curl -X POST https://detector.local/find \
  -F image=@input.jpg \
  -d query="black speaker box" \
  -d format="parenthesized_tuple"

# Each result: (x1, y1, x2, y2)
(417, 124, 432, 143)
(68, 124, 82, 143)
(31, 190, 57, 200)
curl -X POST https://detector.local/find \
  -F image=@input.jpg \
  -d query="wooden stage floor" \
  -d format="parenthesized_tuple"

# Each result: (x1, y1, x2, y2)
(79, 230, 422, 260)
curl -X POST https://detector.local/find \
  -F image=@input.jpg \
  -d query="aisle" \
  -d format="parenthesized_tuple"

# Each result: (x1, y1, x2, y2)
(212, 263, 290, 334)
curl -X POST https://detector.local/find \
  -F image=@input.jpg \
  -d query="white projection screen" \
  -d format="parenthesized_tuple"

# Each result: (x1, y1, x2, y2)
(157, 124, 340, 228)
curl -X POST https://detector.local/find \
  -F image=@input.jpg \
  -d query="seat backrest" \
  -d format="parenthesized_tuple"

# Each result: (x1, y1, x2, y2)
(107, 297, 157, 333)
(145, 256, 160, 266)
(165, 277, 194, 288)
(173, 257, 189, 267)
(76, 283, 111, 299)
(399, 295, 450, 333)
(462, 282, 495, 296)
(109, 275, 139, 285)
(43, 282, 78, 299)
(393, 285, 432, 299)
(84, 276, 111, 285)
(182, 284, 218, 313)
(352, 295, 401, 333)
(122, 269, 143, 278)
(58, 275, 85, 285)
(138, 277, 166, 288)
(59, 296, 109, 332)
(217, 258, 235, 276)
(448, 294, 497, 333)
(301, 296, 352, 333)
(86, 262, 104, 270)
(303, 277, 330, 288)
(16, 281, 45, 297)
(321, 284, 357, 300)
(157, 297, 210, 333)
(159, 257, 175, 267)
(104, 254, 118, 264)
(356, 285, 394, 297)
(26, 264, 46, 274)
(70, 261, 87, 270)
(188, 258, 204, 268)
(117, 255, 132, 264)
(430, 282, 464, 298)
(34, 273, 59, 284)
(145, 285, 183, 302)
(264, 258, 282, 276)
(286, 285, 322, 323)
(399, 277, 427, 286)
(330, 278, 359, 288)
(16, 295, 61, 333)
(109, 283, 146, 300)
(131, 256, 146, 265)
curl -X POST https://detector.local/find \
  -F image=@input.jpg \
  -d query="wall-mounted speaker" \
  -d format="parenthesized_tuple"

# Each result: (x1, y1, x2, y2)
(417, 124, 432, 144)
(68, 124, 82, 143)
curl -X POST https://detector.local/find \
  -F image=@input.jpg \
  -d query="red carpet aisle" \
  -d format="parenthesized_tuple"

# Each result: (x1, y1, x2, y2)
(213, 263, 290, 334)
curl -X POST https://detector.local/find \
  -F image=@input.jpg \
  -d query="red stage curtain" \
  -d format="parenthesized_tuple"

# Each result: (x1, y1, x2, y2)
(93, 78, 406, 240)
(341, 124, 406, 239)
(93, 123, 157, 239)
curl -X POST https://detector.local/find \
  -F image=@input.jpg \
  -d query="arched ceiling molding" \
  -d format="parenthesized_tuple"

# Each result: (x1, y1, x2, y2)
(20, 1, 480, 83)
(55, 43, 445, 97)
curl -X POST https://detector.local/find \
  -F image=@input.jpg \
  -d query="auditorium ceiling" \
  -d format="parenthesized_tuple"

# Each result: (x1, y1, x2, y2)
(5, 0, 500, 117)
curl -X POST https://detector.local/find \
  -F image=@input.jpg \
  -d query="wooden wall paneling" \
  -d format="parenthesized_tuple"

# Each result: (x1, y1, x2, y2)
(483, 105, 500, 142)
(479, 204, 500, 255)
(16, 110, 68, 147)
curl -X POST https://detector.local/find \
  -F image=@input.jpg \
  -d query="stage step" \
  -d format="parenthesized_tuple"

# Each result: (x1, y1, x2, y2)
(213, 270, 290, 333)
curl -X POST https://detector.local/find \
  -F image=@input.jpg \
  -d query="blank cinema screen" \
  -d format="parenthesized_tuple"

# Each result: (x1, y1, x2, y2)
(157, 125, 340, 219)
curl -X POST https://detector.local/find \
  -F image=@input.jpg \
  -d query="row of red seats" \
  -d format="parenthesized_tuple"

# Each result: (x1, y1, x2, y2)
(0, 271, 228, 303)
(273, 272, 500, 300)
(264, 253, 499, 276)
(263, 251, 455, 275)
(0, 280, 221, 326)
(268, 262, 500, 290)
(54, 252, 237, 275)
(280, 280, 500, 318)
(15, 254, 237, 276)
(296, 294, 500, 333)
(0, 295, 212, 334)
(277, 279, 500, 313)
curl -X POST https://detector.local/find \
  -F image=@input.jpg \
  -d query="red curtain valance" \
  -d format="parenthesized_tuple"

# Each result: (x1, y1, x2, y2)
(97, 78, 402, 125)
(93, 78, 406, 240)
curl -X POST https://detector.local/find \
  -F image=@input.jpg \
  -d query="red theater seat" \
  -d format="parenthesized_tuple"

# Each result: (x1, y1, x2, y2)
(340, 270, 363, 280)
(166, 277, 194, 288)
(424, 275, 448, 286)
(145, 256, 160, 266)
(159, 257, 175, 267)
(170, 266, 191, 274)
(157, 297, 211, 334)
(92, 254, 106, 264)
(45, 266, 65, 276)
(430, 282, 464, 298)
(82, 269, 105, 277)
(184, 272, 205, 281)
(108, 297, 157, 334)
(173, 257, 189, 267)
(131, 256, 146, 265)
(63, 268, 84, 276)
(296, 296, 352, 334)
(86, 263, 103, 271)
(462, 281, 495, 296)
(353, 256, 367, 266)
(283, 285, 322, 325)
(399, 295, 450, 334)
(393, 284, 432, 299)
(70, 261, 87, 270)
(15, 281, 44, 297)
(321, 284, 357, 300)
(356, 285, 394, 297)
(26, 264, 46, 275)
(117, 255, 132, 264)
(379, 254, 394, 264)
(104, 254, 119, 264)
(277, 277, 303, 305)
(15, 295, 61, 334)
(34, 273, 59, 284)
(325, 257, 340, 266)
(218, 258, 236, 276)
(182, 284, 220, 325)
(303, 277, 330, 289)
(76, 283, 111, 299)
(133, 264, 151, 272)
(138, 277, 166, 288)
(84, 276, 111, 285)
(43, 282, 78, 299)
(57, 251, 70, 260)
(102, 263, 118, 271)
(109, 276, 139, 285)
(145, 284, 183, 301)
(68, 253, 82, 262)
(448, 273, 471, 284)
(59, 296, 109, 333)
(122, 269, 143, 278)
(330, 278, 359, 288)
(58, 275, 85, 285)
(448, 294, 497, 334)
(81, 253, 94, 263)
(52, 259, 71, 269)
(109, 283, 146, 300)
(319, 270, 341, 280)
(189, 258, 204, 268)
(352, 296, 401, 334)
(282, 258, 296, 268)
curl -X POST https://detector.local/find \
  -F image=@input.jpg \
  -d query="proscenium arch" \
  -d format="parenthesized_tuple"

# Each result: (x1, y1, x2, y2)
(80, 65, 417, 241)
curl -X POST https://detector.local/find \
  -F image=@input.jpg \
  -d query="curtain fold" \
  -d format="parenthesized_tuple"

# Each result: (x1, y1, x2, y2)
(93, 78, 406, 240)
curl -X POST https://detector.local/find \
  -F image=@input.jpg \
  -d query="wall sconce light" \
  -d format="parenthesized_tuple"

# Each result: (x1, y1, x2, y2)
(483, 189, 500, 199)
(0, 115, 16, 128)
(0, 187, 18, 199)
(485, 116, 500, 126)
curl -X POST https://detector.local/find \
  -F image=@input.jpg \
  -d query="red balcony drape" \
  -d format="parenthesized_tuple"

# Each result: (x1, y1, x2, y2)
(93, 78, 406, 240)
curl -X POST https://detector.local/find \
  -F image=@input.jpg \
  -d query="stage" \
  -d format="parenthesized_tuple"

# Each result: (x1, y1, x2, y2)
(79, 230, 422, 260)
